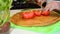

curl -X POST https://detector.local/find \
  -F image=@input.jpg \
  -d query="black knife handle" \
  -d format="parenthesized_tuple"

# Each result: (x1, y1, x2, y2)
(53, 9, 60, 14)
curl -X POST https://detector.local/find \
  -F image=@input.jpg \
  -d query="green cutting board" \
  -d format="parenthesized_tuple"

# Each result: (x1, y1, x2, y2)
(11, 21, 60, 34)
(10, 10, 60, 34)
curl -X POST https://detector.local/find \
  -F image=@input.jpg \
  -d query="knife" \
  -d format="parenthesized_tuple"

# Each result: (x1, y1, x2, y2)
(52, 9, 60, 16)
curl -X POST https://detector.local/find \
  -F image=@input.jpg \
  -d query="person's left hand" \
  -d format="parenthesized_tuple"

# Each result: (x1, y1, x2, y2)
(34, 0, 46, 6)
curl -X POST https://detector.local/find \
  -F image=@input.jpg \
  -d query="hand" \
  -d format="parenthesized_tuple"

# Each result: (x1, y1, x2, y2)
(36, 0, 46, 3)
(34, 0, 46, 5)
(44, 1, 60, 11)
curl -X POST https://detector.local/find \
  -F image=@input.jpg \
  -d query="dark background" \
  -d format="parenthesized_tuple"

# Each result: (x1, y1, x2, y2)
(11, 0, 46, 10)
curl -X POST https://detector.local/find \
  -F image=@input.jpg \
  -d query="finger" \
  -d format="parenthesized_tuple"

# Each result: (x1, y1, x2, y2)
(44, 7, 49, 11)
(44, 4, 50, 11)
(37, 0, 41, 3)
(42, 0, 46, 3)
(50, 2, 60, 11)
(49, 7, 53, 11)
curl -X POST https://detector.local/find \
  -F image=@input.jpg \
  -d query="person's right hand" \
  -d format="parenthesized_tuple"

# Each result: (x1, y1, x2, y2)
(44, 1, 60, 11)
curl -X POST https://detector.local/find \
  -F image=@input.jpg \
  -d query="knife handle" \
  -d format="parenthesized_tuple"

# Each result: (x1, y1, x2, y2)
(52, 9, 60, 14)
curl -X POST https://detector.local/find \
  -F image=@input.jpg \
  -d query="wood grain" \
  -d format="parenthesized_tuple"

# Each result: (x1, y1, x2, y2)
(10, 10, 60, 26)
